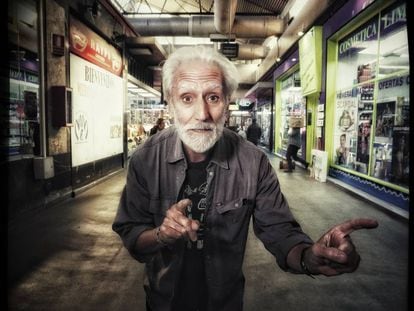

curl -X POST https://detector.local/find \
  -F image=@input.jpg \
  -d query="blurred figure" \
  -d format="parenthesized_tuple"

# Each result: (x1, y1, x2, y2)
(285, 126, 308, 173)
(149, 118, 165, 136)
(246, 118, 262, 145)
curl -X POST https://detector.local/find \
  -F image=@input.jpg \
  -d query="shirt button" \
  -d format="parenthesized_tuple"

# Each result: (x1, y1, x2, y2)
(235, 203, 239, 207)
(209, 172, 214, 176)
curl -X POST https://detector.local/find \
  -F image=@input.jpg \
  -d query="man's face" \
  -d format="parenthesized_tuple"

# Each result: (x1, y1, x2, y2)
(169, 61, 227, 153)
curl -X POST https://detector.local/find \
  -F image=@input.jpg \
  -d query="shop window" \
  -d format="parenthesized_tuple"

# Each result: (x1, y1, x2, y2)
(279, 70, 306, 154)
(336, 16, 378, 89)
(371, 74, 409, 187)
(378, 2, 409, 77)
(2, 0, 40, 158)
(126, 80, 164, 157)
(332, 1, 409, 190)
(257, 103, 272, 147)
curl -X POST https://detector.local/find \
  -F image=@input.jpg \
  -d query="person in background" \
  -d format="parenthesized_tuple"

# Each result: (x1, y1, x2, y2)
(246, 118, 262, 145)
(112, 45, 378, 311)
(285, 126, 309, 173)
(149, 118, 165, 136)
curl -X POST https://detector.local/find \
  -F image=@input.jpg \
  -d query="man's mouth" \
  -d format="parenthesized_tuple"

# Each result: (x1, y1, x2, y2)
(189, 128, 213, 133)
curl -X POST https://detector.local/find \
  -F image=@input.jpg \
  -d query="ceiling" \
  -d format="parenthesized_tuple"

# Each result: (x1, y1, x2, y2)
(108, 0, 323, 98)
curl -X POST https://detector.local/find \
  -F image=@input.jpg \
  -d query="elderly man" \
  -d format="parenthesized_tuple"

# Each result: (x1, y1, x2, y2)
(112, 46, 378, 311)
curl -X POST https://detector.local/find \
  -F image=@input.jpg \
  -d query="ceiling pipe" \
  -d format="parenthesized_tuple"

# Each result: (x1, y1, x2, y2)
(214, 0, 238, 35)
(233, 16, 284, 38)
(237, 44, 268, 60)
(128, 15, 284, 39)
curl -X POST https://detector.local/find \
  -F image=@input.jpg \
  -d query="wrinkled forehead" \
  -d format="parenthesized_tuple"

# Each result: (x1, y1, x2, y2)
(172, 62, 224, 93)
(173, 81, 223, 95)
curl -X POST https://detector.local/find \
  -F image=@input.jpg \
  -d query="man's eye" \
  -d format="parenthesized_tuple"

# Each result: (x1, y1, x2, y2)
(206, 94, 220, 103)
(181, 95, 193, 103)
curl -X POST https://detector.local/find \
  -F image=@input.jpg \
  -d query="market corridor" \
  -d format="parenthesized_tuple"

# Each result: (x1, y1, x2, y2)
(7, 153, 409, 311)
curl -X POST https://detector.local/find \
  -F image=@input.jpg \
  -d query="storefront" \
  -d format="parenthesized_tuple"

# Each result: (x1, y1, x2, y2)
(3, 0, 41, 159)
(3, 0, 164, 218)
(324, 0, 409, 211)
(69, 15, 124, 173)
(274, 55, 307, 162)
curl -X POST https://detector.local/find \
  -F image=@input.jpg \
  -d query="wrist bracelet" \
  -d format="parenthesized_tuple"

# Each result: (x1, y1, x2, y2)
(155, 226, 168, 246)
(300, 246, 315, 279)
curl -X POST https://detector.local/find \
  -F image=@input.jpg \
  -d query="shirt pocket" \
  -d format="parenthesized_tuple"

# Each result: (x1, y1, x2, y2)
(214, 198, 252, 221)
(211, 198, 253, 246)
(149, 198, 175, 226)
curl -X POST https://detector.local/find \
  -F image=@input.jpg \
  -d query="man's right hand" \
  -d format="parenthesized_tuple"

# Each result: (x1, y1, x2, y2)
(158, 199, 200, 245)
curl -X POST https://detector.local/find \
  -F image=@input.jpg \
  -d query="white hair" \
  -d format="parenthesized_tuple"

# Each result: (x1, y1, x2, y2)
(162, 45, 239, 103)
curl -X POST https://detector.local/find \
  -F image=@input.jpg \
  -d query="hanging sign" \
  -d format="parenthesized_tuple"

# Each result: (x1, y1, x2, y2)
(69, 16, 122, 76)
(299, 26, 322, 96)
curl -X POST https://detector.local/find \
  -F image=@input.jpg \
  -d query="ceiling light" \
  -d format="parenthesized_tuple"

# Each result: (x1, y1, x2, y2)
(276, 57, 281, 62)
(297, 30, 304, 36)
(292, 58, 297, 62)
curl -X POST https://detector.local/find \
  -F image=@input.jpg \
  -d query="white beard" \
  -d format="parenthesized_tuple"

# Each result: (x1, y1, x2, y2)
(173, 112, 226, 153)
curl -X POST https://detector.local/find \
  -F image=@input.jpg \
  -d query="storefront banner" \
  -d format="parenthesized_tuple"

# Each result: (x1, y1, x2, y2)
(70, 53, 123, 167)
(380, 2, 406, 37)
(338, 16, 378, 59)
(69, 16, 122, 77)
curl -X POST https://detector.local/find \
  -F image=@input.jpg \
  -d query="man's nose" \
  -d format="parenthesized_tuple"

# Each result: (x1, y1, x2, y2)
(194, 98, 210, 121)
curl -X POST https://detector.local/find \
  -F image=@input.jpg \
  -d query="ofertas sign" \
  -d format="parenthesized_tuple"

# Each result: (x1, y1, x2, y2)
(69, 16, 122, 76)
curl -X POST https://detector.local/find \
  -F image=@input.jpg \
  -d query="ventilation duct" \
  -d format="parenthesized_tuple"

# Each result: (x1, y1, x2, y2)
(128, 16, 284, 39)
(214, 0, 238, 35)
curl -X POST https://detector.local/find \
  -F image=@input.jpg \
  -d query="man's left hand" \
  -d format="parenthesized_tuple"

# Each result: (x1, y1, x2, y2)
(304, 218, 379, 276)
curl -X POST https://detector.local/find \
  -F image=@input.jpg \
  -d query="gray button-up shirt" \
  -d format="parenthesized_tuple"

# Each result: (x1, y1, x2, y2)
(112, 126, 313, 311)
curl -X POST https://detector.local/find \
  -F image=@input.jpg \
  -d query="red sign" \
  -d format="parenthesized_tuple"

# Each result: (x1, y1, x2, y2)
(69, 16, 123, 76)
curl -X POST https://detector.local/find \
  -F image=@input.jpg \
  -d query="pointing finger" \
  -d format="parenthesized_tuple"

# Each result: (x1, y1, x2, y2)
(334, 218, 378, 236)
(174, 199, 192, 215)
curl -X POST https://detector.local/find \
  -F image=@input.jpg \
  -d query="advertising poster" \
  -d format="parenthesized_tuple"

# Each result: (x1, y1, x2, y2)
(311, 149, 328, 182)
(70, 53, 123, 167)
(375, 100, 395, 140)
(356, 120, 371, 168)
(334, 93, 357, 167)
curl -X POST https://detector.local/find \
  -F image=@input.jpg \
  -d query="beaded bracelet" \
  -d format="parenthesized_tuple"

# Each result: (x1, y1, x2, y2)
(155, 226, 168, 246)
(300, 246, 315, 279)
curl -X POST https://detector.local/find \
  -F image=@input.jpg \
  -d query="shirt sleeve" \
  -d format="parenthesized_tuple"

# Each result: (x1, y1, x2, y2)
(252, 153, 313, 271)
(112, 154, 155, 263)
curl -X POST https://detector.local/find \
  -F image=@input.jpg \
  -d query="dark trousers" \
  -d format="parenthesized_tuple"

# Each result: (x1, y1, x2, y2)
(286, 144, 307, 170)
